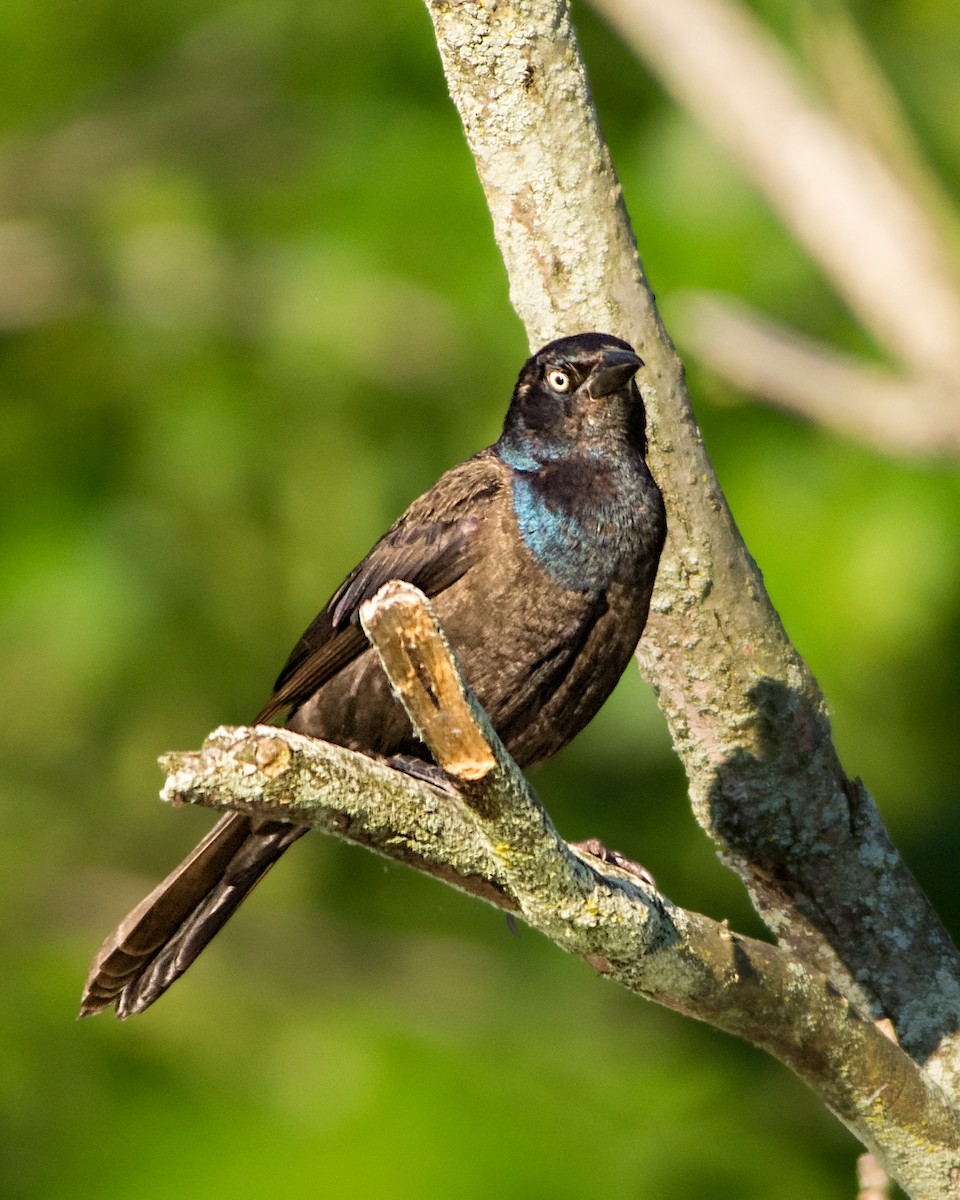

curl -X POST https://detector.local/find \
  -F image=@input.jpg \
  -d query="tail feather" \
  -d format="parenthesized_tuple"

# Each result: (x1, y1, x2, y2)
(80, 813, 306, 1018)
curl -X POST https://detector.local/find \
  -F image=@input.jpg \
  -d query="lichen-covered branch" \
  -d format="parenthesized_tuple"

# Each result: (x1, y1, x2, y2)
(162, 582, 960, 1199)
(422, 0, 960, 1101)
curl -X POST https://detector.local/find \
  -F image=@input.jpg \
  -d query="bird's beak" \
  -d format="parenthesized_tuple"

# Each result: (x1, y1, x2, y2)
(588, 349, 644, 397)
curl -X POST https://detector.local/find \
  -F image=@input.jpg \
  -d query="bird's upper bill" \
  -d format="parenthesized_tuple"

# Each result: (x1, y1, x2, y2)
(587, 348, 644, 398)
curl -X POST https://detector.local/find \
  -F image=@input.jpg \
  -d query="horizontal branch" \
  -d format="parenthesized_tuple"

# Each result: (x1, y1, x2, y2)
(160, 582, 960, 1198)
(161, 725, 517, 914)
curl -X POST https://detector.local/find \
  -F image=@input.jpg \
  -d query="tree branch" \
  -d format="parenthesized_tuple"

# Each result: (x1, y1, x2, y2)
(421, 0, 960, 1101)
(673, 291, 960, 457)
(147, 2, 960, 1190)
(588, 0, 960, 457)
(589, 0, 960, 388)
(162, 582, 960, 1199)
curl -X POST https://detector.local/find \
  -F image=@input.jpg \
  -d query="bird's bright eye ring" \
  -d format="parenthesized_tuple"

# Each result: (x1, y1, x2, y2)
(546, 368, 571, 393)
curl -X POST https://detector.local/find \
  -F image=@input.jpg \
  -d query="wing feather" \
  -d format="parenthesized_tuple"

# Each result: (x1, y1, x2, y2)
(255, 452, 503, 724)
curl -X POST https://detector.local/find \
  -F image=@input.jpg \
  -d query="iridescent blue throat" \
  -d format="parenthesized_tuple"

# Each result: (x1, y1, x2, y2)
(498, 440, 640, 593)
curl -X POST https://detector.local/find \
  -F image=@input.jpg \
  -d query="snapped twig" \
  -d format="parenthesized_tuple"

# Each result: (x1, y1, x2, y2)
(161, 580, 960, 1197)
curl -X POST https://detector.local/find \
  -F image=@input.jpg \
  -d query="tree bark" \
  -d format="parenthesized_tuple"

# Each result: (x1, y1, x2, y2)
(160, 581, 960, 1199)
(154, 2, 960, 1194)
(421, 0, 960, 1100)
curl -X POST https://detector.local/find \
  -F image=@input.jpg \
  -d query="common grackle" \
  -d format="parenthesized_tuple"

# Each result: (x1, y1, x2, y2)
(81, 332, 666, 1018)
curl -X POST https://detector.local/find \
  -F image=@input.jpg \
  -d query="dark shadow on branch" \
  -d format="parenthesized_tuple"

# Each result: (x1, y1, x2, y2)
(707, 677, 959, 1065)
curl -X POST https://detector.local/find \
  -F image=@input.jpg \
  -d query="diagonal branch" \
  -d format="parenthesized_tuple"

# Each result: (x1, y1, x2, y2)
(588, 0, 960, 456)
(673, 291, 960, 457)
(422, 0, 960, 1101)
(161, 582, 960, 1199)
(589, 0, 960, 388)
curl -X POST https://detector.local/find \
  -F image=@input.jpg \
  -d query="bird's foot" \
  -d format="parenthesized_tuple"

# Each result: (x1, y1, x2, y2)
(386, 754, 459, 795)
(570, 838, 656, 888)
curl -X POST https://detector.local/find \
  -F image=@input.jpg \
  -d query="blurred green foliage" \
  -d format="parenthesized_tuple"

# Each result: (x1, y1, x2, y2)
(2, 1, 958, 1196)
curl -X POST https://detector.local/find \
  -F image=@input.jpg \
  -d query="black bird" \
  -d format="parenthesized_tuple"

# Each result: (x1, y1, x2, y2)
(81, 332, 666, 1018)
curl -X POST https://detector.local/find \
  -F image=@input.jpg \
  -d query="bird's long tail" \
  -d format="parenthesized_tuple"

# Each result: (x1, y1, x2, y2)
(79, 813, 307, 1018)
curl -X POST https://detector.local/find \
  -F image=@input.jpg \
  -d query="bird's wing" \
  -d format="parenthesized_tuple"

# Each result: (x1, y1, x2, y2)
(255, 452, 502, 723)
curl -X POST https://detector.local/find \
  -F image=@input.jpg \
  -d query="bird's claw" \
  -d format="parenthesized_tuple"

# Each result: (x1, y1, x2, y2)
(571, 838, 656, 888)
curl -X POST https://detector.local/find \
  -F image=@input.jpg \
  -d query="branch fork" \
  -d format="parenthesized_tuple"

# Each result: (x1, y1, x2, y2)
(159, 581, 960, 1194)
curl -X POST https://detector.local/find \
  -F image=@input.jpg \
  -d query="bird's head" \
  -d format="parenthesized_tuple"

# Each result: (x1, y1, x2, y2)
(497, 333, 647, 470)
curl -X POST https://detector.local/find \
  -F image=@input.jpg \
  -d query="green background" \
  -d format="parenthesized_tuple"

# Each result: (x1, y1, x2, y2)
(3, 1, 958, 1196)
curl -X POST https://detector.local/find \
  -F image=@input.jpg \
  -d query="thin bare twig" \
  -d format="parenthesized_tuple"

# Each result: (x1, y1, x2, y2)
(673, 291, 960, 456)
(589, 0, 960, 388)
(588, 0, 960, 455)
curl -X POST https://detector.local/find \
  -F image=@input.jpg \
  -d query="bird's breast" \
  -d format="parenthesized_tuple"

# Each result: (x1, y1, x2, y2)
(508, 458, 660, 593)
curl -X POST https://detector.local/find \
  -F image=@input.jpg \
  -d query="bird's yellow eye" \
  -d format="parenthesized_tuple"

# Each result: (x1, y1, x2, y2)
(546, 368, 571, 393)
